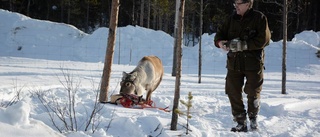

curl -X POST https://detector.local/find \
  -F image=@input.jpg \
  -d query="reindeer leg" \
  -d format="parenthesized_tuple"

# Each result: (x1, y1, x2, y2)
(145, 90, 155, 106)
(146, 90, 152, 101)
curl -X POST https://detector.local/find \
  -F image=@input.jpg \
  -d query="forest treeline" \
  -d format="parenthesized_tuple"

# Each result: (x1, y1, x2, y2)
(1, 0, 319, 41)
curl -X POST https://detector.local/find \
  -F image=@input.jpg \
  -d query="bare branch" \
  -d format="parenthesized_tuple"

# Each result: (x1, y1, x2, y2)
(33, 89, 63, 133)
(1, 79, 25, 108)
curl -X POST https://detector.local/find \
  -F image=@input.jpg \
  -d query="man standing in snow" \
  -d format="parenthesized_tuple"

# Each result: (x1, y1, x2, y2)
(214, 0, 271, 132)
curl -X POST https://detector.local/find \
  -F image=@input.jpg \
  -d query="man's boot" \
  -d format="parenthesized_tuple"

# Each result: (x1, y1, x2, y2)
(231, 121, 248, 132)
(250, 117, 258, 130)
(231, 113, 248, 132)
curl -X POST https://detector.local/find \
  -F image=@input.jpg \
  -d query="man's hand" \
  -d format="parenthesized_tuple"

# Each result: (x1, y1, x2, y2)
(218, 40, 229, 51)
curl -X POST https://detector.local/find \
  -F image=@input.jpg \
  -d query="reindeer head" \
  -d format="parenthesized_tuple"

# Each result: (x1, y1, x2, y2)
(119, 71, 137, 95)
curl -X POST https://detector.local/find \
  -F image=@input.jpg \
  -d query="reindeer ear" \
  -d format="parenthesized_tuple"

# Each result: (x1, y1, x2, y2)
(122, 71, 128, 76)
(132, 72, 137, 77)
(122, 72, 128, 80)
(130, 72, 137, 80)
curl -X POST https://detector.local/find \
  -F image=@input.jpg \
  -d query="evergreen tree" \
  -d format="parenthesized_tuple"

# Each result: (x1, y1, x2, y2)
(174, 92, 193, 135)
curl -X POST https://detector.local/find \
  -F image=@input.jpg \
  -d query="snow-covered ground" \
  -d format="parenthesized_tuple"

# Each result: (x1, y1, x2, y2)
(0, 9, 320, 137)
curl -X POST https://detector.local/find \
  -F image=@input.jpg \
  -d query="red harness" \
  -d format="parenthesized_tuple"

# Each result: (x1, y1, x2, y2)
(118, 93, 170, 112)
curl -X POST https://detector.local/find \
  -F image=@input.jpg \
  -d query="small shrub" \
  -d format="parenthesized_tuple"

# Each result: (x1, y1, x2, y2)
(174, 92, 193, 135)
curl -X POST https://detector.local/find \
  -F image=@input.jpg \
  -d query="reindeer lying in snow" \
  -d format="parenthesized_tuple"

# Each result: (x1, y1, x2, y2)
(119, 55, 164, 102)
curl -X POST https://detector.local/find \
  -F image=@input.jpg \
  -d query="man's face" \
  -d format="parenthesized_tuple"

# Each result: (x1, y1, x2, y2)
(233, 0, 250, 16)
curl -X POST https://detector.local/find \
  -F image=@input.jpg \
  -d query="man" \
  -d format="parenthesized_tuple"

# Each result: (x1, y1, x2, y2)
(214, 0, 271, 132)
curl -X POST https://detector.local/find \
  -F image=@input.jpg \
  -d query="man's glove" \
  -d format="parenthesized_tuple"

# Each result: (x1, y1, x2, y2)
(224, 38, 248, 52)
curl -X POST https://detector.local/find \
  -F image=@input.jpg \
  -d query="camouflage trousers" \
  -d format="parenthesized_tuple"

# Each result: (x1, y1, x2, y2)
(225, 69, 263, 122)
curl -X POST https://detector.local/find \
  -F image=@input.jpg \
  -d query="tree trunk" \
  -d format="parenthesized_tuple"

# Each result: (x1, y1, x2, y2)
(164, 13, 169, 33)
(198, 0, 203, 83)
(158, 14, 162, 30)
(170, 0, 185, 130)
(60, 1, 64, 22)
(171, 0, 179, 76)
(152, 9, 157, 29)
(282, 0, 287, 94)
(27, 0, 31, 16)
(152, 0, 156, 29)
(192, 12, 195, 46)
(67, 0, 70, 24)
(99, 0, 120, 103)
(295, 0, 300, 33)
(147, 0, 151, 28)
(132, 0, 136, 25)
(46, 1, 50, 20)
(86, 3, 90, 32)
(302, 1, 308, 30)
(9, 0, 13, 11)
(140, 0, 145, 27)
(312, 0, 318, 30)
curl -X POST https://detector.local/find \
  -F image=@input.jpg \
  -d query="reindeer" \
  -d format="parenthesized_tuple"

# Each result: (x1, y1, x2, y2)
(120, 56, 164, 102)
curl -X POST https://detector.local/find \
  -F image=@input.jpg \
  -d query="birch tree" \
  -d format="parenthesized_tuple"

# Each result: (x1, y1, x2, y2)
(171, 0, 179, 76)
(171, 0, 185, 130)
(99, 0, 120, 103)
(140, 0, 145, 27)
(261, 0, 288, 94)
(198, 0, 203, 83)
(282, 0, 288, 94)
